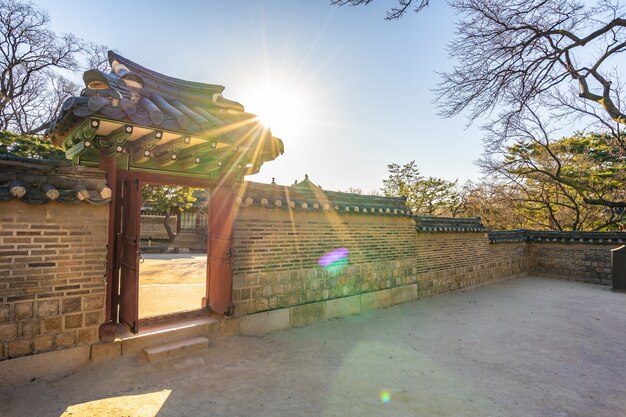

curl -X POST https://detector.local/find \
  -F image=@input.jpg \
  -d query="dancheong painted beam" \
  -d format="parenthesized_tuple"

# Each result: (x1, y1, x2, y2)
(46, 51, 284, 179)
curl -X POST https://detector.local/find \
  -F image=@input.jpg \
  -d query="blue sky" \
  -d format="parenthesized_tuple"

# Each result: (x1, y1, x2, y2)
(35, 0, 486, 192)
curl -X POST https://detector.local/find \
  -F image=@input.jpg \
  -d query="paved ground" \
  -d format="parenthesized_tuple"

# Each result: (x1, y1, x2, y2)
(3, 276, 626, 417)
(139, 254, 206, 318)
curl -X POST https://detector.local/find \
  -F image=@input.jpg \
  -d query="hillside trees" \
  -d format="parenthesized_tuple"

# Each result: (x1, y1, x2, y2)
(382, 161, 464, 216)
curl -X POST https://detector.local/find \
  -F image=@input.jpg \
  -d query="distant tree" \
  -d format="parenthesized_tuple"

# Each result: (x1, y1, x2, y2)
(382, 161, 463, 215)
(0, 130, 64, 159)
(344, 187, 363, 194)
(141, 185, 198, 242)
(461, 181, 526, 230)
(480, 125, 626, 230)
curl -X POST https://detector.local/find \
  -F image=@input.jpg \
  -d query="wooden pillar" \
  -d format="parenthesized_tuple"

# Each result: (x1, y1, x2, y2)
(98, 153, 120, 341)
(206, 185, 235, 315)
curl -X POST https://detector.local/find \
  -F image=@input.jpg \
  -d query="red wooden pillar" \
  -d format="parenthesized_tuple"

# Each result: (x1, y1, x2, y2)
(100, 154, 118, 322)
(98, 153, 120, 341)
(207, 185, 236, 315)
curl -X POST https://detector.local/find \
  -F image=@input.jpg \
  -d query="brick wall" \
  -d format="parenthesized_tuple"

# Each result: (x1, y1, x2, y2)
(231, 209, 417, 316)
(231, 208, 527, 317)
(527, 243, 617, 285)
(0, 200, 108, 359)
(415, 234, 527, 296)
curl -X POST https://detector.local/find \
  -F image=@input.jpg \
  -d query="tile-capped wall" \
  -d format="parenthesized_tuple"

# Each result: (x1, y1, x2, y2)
(231, 208, 526, 317)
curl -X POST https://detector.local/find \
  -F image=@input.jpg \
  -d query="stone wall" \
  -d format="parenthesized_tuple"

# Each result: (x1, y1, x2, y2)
(140, 215, 176, 241)
(528, 243, 616, 285)
(490, 230, 625, 286)
(0, 201, 108, 359)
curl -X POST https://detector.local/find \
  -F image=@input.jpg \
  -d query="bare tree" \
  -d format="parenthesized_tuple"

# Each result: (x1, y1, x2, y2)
(436, 0, 626, 131)
(0, 0, 83, 133)
(479, 106, 626, 230)
(330, 0, 429, 20)
(82, 42, 112, 73)
(333, 0, 626, 129)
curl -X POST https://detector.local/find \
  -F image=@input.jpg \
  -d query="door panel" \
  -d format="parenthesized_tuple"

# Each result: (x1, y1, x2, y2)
(207, 187, 235, 315)
(119, 178, 141, 333)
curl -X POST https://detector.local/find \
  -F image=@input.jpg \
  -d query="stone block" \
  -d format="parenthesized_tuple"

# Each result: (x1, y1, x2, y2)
(84, 310, 102, 326)
(8, 339, 31, 357)
(78, 328, 97, 344)
(240, 309, 289, 336)
(20, 320, 40, 337)
(64, 314, 82, 329)
(14, 302, 33, 320)
(91, 341, 121, 363)
(0, 323, 18, 341)
(41, 317, 62, 333)
(290, 302, 325, 328)
(143, 336, 209, 363)
(219, 318, 240, 337)
(0, 304, 9, 322)
(391, 284, 418, 305)
(55, 331, 75, 348)
(36, 299, 58, 317)
(361, 289, 391, 311)
(84, 295, 104, 311)
(0, 345, 91, 388)
(326, 295, 361, 319)
(62, 297, 81, 314)
(122, 318, 217, 356)
(34, 335, 53, 352)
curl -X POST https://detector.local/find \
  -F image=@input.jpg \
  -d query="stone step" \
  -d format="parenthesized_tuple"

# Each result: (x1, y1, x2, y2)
(143, 336, 210, 362)
(120, 317, 218, 357)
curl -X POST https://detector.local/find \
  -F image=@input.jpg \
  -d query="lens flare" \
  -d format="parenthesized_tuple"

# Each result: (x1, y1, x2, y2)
(319, 248, 349, 275)
(380, 390, 391, 404)
(319, 248, 348, 267)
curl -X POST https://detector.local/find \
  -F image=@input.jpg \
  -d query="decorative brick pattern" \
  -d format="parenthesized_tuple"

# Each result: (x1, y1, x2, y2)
(0, 200, 108, 359)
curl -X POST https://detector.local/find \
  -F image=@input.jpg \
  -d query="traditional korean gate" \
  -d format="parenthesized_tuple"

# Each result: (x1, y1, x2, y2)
(118, 177, 142, 333)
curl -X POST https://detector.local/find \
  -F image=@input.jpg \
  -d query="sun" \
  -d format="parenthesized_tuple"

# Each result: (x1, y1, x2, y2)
(243, 83, 307, 138)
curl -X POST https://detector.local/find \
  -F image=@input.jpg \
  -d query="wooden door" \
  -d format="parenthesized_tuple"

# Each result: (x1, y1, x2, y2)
(207, 187, 235, 315)
(119, 177, 142, 333)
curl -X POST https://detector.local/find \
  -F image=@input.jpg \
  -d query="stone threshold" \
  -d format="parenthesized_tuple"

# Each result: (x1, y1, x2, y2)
(91, 316, 219, 363)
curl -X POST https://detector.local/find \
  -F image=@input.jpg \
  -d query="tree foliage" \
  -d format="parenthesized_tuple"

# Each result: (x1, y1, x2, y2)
(141, 185, 199, 241)
(382, 161, 463, 216)
(479, 129, 625, 230)
(0, 130, 64, 159)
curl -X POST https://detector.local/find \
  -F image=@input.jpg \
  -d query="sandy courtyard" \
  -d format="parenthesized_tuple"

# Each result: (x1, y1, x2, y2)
(3, 277, 626, 417)
(139, 254, 206, 318)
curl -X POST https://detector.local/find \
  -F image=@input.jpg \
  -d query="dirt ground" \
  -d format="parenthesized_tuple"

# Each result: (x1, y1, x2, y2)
(3, 276, 626, 417)
(139, 254, 206, 318)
